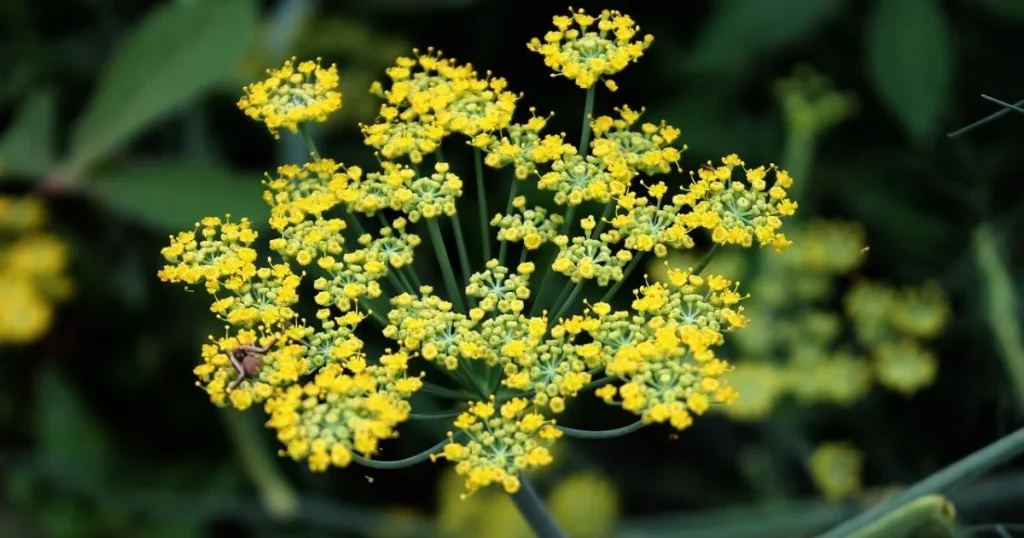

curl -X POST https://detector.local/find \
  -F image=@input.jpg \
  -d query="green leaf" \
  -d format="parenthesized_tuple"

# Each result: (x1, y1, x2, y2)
(34, 367, 111, 482)
(686, 0, 844, 74)
(866, 0, 953, 145)
(65, 0, 257, 176)
(90, 162, 269, 232)
(0, 89, 57, 178)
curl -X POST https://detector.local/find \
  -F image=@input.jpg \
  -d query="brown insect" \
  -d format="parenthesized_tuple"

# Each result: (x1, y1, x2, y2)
(699, 163, 716, 172)
(227, 337, 280, 392)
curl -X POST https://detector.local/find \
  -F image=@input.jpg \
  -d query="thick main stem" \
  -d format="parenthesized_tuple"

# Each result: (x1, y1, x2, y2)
(509, 474, 567, 538)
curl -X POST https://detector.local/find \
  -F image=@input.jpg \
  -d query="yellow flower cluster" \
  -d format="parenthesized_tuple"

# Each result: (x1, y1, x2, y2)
(238, 57, 342, 138)
(682, 155, 797, 250)
(527, 8, 653, 91)
(160, 8, 800, 495)
(363, 48, 518, 164)
(0, 195, 73, 344)
(266, 352, 421, 470)
(433, 398, 562, 493)
(158, 212, 422, 466)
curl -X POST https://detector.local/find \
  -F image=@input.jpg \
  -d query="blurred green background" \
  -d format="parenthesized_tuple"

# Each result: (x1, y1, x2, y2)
(1, 0, 1024, 536)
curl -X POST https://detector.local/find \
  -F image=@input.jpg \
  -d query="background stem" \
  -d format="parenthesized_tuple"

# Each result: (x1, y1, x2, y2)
(509, 473, 567, 538)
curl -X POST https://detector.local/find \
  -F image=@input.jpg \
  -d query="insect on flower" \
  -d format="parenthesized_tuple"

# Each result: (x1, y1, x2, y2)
(226, 336, 279, 392)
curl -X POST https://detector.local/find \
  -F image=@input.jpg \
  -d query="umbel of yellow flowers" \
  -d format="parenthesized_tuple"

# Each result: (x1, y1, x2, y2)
(158, 7, 797, 495)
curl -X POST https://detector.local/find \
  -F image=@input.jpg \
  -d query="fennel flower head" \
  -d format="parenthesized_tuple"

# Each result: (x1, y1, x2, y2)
(158, 7, 799, 497)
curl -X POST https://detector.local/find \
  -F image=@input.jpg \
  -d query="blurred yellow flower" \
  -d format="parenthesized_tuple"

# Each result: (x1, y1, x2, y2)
(808, 441, 864, 501)
(0, 194, 73, 345)
(873, 339, 937, 396)
(720, 362, 788, 421)
(548, 472, 620, 538)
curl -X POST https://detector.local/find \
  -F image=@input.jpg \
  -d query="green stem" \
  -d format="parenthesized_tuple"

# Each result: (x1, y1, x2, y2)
(558, 419, 645, 440)
(692, 243, 721, 276)
(847, 495, 954, 538)
(359, 298, 390, 327)
(579, 85, 596, 153)
(220, 410, 299, 520)
(345, 209, 369, 236)
(351, 437, 451, 470)
(297, 123, 321, 160)
(549, 281, 584, 327)
(580, 375, 614, 393)
(509, 473, 567, 538)
(529, 206, 576, 317)
(817, 427, 1024, 538)
(418, 381, 475, 400)
(948, 97, 1024, 138)
(402, 265, 424, 292)
(410, 408, 466, 420)
(592, 201, 616, 236)
(546, 282, 576, 318)
(498, 179, 520, 266)
(457, 358, 490, 398)
(980, 94, 1024, 115)
(425, 219, 467, 313)
(529, 264, 559, 317)
(393, 268, 415, 296)
(474, 147, 492, 261)
(485, 363, 504, 394)
(382, 268, 412, 295)
(558, 204, 577, 237)
(451, 212, 473, 292)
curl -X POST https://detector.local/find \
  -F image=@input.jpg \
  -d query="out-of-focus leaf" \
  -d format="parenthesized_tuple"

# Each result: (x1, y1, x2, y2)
(34, 367, 111, 482)
(65, 0, 257, 176)
(686, 0, 844, 74)
(974, 0, 1024, 19)
(866, 0, 953, 145)
(0, 89, 56, 178)
(90, 163, 269, 232)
